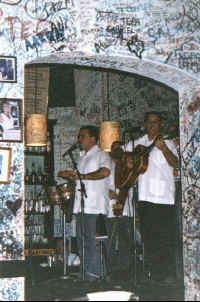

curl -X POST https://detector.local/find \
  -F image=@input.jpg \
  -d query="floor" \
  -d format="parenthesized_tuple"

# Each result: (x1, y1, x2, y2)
(25, 258, 185, 301)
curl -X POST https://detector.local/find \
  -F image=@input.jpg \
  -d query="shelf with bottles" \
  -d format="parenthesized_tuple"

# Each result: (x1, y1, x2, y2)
(25, 235, 54, 250)
(24, 135, 55, 186)
(25, 188, 54, 248)
(25, 120, 56, 255)
(25, 189, 51, 215)
(24, 145, 48, 154)
(25, 158, 50, 186)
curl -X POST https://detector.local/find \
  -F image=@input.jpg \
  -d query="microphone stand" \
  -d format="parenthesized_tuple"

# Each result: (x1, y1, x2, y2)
(132, 182, 138, 286)
(61, 206, 70, 279)
(68, 151, 87, 281)
(129, 137, 138, 286)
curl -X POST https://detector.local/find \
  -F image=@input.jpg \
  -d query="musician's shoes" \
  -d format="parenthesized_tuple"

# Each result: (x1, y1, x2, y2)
(70, 272, 82, 281)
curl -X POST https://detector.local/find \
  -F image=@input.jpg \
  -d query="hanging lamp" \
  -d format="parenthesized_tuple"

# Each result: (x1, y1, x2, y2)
(25, 66, 47, 146)
(99, 71, 120, 152)
(26, 113, 47, 146)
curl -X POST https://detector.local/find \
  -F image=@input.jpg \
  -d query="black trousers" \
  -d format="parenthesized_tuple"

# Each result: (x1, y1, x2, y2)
(106, 216, 134, 273)
(138, 201, 176, 279)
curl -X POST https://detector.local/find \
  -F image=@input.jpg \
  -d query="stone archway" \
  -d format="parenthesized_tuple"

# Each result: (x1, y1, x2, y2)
(26, 53, 200, 301)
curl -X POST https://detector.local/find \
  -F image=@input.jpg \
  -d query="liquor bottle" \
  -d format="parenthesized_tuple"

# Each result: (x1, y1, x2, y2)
(43, 172, 49, 185)
(29, 191, 34, 214)
(35, 199, 39, 213)
(25, 197, 28, 215)
(25, 190, 29, 214)
(25, 168, 30, 184)
(37, 165, 43, 185)
(46, 131, 51, 153)
(30, 162, 37, 185)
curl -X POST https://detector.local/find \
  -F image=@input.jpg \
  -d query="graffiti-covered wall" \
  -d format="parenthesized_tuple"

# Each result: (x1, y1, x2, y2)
(94, 0, 200, 75)
(1, 0, 200, 76)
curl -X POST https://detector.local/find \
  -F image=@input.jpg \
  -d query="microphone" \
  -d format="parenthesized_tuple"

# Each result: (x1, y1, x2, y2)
(62, 143, 78, 157)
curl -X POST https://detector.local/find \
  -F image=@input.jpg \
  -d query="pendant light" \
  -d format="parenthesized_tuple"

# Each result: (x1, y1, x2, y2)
(99, 71, 120, 152)
(25, 66, 47, 146)
(26, 113, 47, 146)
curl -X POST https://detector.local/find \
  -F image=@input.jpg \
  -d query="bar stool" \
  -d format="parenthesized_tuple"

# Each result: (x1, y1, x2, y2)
(96, 235, 108, 280)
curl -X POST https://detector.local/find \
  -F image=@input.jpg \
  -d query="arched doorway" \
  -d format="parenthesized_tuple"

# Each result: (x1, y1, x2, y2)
(24, 53, 200, 300)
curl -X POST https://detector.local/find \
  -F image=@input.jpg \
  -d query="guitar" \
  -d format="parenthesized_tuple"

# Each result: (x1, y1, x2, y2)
(113, 135, 161, 216)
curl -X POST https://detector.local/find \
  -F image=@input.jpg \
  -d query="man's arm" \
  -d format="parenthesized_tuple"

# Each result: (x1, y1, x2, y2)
(58, 167, 110, 181)
(58, 170, 75, 181)
(80, 167, 110, 180)
(155, 138, 179, 169)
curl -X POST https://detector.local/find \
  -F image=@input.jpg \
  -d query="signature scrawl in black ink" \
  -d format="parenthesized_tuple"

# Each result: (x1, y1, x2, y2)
(127, 35, 145, 59)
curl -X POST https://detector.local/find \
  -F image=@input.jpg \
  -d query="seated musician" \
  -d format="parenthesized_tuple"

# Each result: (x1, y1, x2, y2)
(106, 141, 134, 278)
(125, 111, 179, 285)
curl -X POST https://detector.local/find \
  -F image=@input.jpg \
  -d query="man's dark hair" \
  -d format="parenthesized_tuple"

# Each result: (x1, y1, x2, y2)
(111, 140, 122, 150)
(80, 125, 99, 143)
(144, 111, 162, 122)
(110, 146, 124, 160)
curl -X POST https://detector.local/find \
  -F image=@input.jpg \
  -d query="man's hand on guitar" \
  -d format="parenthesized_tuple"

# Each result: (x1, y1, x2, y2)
(112, 201, 123, 216)
(109, 190, 118, 200)
(58, 170, 78, 181)
(155, 136, 166, 151)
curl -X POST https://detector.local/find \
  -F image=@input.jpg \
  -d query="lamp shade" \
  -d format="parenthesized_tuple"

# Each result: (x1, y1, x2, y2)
(26, 114, 47, 146)
(99, 121, 120, 152)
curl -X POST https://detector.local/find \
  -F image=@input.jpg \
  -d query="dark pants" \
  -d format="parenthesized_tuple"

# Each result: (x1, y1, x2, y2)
(76, 213, 108, 281)
(138, 201, 176, 279)
(106, 216, 134, 274)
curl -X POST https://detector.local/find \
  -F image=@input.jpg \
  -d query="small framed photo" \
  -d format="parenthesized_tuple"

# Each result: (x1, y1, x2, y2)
(0, 56, 16, 83)
(0, 147, 11, 184)
(0, 98, 22, 142)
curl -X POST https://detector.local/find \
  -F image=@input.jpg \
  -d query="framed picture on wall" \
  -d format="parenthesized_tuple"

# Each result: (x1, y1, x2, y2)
(0, 56, 16, 83)
(0, 98, 22, 142)
(0, 147, 11, 184)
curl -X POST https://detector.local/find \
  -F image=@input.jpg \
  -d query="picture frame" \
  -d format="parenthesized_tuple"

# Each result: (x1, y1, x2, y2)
(0, 56, 16, 83)
(0, 98, 22, 142)
(0, 147, 11, 184)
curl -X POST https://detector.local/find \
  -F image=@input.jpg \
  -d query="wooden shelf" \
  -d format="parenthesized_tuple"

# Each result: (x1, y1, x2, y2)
(25, 248, 55, 256)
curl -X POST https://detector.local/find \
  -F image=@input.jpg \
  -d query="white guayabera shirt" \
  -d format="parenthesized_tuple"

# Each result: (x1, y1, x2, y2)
(73, 145, 112, 214)
(125, 135, 178, 205)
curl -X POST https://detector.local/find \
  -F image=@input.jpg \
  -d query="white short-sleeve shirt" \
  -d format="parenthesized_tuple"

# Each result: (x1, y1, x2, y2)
(73, 145, 112, 214)
(125, 135, 178, 205)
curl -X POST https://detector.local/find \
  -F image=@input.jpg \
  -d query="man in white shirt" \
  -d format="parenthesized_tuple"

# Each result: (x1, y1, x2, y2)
(125, 111, 179, 284)
(106, 141, 134, 279)
(58, 125, 111, 282)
